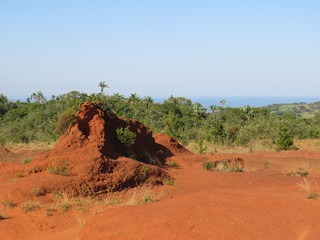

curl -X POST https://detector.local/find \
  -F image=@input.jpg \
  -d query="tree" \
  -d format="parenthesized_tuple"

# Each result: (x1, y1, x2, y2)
(98, 81, 109, 93)
(143, 96, 154, 109)
(220, 99, 226, 107)
(209, 104, 218, 115)
(275, 126, 298, 151)
(128, 93, 140, 105)
(0, 94, 15, 117)
(30, 91, 46, 104)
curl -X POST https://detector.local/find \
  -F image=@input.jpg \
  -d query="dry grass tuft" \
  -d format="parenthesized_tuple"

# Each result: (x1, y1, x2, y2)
(75, 212, 86, 228)
(1, 196, 15, 208)
(297, 178, 320, 199)
(0, 211, 6, 220)
(126, 188, 154, 206)
(21, 200, 40, 212)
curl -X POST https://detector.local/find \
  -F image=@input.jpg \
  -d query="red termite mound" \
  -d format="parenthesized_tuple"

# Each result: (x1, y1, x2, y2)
(0, 102, 181, 200)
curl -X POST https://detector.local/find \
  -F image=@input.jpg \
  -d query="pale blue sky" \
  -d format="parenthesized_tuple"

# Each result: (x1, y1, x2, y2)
(0, 0, 319, 98)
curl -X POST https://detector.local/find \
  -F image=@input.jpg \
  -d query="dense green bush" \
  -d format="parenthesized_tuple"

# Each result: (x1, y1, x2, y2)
(116, 126, 136, 146)
(275, 126, 298, 151)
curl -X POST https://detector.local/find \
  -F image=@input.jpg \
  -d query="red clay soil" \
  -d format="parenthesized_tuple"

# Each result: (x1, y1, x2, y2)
(1, 149, 320, 239)
(153, 132, 192, 157)
(80, 153, 320, 240)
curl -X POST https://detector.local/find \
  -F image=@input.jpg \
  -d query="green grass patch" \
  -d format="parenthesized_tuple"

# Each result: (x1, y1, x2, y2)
(16, 173, 25, 178)
(23, 158, 32, 164)
(163, 178, 175, 186)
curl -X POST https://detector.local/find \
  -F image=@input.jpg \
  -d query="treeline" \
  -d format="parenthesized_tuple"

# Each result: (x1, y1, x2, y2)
(1, 91, 320, 150)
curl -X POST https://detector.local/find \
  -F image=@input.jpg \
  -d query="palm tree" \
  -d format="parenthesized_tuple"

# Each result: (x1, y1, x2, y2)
(128, 93, 140, 105)
(220, 99, 226, 107)
(209, 104, 218, 115)
(98, 81, 109, 93)
(193, 102, 202, 115)
(143, 96, 154, 109)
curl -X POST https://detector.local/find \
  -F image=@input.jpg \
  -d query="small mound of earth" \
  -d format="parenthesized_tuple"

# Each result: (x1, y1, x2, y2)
(0, 102, 178, 200)
(154, 132, 192, 157)
(0, 146, 11, 154)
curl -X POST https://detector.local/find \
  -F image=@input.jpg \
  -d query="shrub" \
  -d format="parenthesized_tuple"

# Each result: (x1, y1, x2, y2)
(54, 108, 77, 135)
(275, 126, 298, 151)
(202, 161, 214, 171)
(196, 139, 207, 154)
(16, 173, 25, 178)
(116, 126, 136, 146)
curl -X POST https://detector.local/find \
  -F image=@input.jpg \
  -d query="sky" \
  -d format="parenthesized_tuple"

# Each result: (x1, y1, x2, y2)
(0, 0, 319, 98)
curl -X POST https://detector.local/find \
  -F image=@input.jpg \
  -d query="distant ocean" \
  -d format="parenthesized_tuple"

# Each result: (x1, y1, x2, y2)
(154, 96, 320, 108)
(9, 96, 320, 109)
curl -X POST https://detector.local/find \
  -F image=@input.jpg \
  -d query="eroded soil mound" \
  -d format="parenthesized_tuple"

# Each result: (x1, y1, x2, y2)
(0, 102, 170, 200)
(153, 132, 192, 157)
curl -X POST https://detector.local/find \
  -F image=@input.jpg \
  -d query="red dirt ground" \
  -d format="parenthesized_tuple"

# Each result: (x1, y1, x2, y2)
(1, 102, 320, 239)
(1, 150, 320, 240)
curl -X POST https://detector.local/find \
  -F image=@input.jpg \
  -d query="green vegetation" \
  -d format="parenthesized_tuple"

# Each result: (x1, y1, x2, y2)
(141, 166, 149, 173)
(23, 158, 33, 164)
(170, 162, 180, 167)
(275, 126, 298, 151)
(287, 167, 309, 177)
(163, 178, 175, 186)
(16, 173, 25, 178)
(202, 160, 245, 172)
(1, 91, 320, 151)
(196, 139, 207, 154)
(263, 161, 269, 169)
(116, 126, 136, 146)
